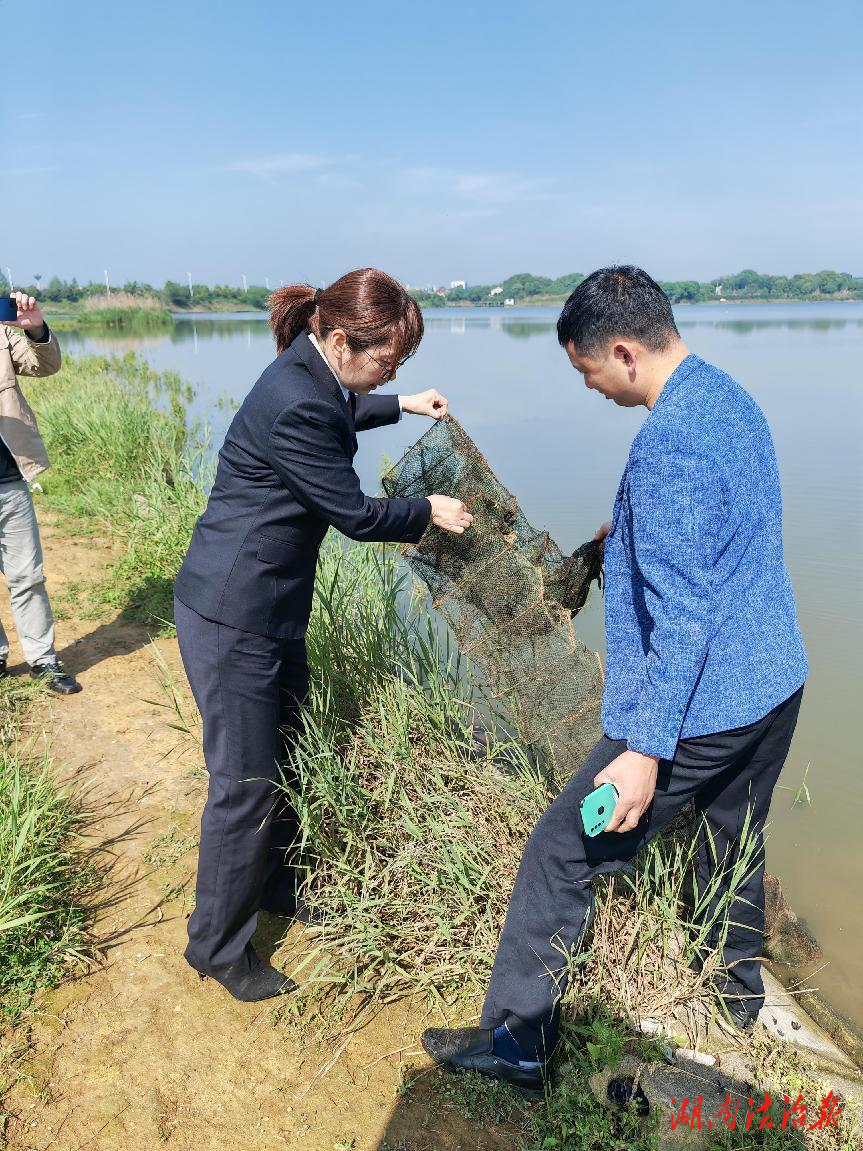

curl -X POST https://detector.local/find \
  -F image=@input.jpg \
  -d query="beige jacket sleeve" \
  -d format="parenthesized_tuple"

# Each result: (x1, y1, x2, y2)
(4, 324, 62, 378)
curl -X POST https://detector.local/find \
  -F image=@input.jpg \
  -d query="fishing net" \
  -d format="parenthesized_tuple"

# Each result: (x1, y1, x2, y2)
(382, 415, 605, 789)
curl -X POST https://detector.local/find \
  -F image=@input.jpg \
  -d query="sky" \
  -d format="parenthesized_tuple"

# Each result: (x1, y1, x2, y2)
(2, 0, 861, 289)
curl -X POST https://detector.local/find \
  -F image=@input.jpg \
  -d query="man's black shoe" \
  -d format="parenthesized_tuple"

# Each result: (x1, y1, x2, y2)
(190, 945, 297, 1002)
(29, 659, 82, 695)
(0, 657, 7, 678)
(722, 997, 760, 1033)
(421, 1026, 545, 1099)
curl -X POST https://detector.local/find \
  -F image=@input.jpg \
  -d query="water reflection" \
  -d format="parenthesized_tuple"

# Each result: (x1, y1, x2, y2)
(57, 305, 863, 349)
(501, 320, 556, 340)
(678, 318, 863, 335)
(172, 316, 268, 343)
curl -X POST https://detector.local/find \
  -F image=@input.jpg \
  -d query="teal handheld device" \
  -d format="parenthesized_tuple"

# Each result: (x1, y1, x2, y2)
(579, 781, 619, 837)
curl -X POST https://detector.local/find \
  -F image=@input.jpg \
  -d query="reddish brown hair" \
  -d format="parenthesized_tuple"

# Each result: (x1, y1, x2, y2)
(268, 268, 424, 365)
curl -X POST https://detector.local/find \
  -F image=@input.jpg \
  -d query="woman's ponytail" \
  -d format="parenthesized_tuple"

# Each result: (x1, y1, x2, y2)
(268, 284, 318, 353)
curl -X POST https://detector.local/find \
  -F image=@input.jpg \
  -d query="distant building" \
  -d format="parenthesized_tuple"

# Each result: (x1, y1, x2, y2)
(504, 298, 515, 306)
(450, 280, 466, 290)
(489, 286, 503, 296)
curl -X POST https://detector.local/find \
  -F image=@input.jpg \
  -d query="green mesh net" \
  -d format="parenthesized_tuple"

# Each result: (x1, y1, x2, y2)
(382, 415, 605, 788)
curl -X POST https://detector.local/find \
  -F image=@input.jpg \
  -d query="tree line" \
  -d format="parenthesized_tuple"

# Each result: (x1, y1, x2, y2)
(411, 268, 863, 307)
(0, 274, 271, 312)
(1, 268, 861, 311)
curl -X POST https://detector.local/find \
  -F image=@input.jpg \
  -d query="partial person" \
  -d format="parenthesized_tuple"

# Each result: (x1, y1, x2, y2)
(422, 265, 808, 1094)
(0, 292, 81, 695)
(174, 268, 473, 1002)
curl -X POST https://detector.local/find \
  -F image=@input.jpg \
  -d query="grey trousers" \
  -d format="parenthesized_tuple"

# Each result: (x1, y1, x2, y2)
(0, 480, 56, 665)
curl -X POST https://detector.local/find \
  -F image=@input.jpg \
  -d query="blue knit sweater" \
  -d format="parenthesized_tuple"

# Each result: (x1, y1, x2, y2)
(601, 354, 808, 760)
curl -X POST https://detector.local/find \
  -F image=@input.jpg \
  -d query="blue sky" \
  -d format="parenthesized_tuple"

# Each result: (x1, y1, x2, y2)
(2, 0, 861, 287)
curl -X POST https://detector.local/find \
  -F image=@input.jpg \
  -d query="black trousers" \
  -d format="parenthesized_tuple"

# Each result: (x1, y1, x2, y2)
(480, 687, 804, 1061)
(174, 597, 309, 974)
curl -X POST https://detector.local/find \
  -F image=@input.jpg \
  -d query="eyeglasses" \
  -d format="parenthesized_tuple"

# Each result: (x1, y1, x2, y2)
(363, 348, 409, 381)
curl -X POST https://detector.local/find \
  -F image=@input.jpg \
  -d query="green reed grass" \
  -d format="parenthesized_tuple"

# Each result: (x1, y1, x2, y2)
(0, 678, 92, 1025)
(31, 352, 209, 627)
(49, 306, 174, 333)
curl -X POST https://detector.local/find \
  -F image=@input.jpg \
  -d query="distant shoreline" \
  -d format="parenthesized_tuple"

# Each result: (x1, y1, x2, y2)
(40, 296, 863, 324)
(417, 294, 863, 310)
(166, 297, 863, 315)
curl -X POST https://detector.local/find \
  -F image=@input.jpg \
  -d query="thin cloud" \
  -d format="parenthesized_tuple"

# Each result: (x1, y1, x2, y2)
(0, 165, 60, 177)
(219, 152, 552, 207)
(220, 152, 329, 179)
(400, 165, 556, 206)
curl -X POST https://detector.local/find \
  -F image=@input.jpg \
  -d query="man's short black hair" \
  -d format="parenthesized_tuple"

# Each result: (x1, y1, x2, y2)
(557, 265, 680, 356)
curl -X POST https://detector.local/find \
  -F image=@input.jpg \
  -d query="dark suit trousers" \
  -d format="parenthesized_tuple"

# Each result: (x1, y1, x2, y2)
(174, 597, 309, 974)
(480, 687, 803, 1062)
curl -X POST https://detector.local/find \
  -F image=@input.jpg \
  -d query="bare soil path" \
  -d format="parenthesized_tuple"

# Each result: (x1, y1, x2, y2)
(1, 519, 511, 1151)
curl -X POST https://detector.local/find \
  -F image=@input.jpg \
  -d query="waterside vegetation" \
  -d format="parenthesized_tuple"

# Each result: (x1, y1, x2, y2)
(0, 675, 93, 1099)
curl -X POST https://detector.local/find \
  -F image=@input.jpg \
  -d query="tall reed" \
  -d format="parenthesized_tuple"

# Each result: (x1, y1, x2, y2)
(0, 679, 91, 1023)
(31, 352, 209, 627)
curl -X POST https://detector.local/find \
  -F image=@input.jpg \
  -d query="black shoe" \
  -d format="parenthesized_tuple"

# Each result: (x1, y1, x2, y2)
(29, 659, 82, 695)
(190, 945, 297, 1002)
(421, 1027, 545, 1099)
(722, 998, 760, 1033)
(0, 657, 7, 678)
(713, 973, 761, 1033)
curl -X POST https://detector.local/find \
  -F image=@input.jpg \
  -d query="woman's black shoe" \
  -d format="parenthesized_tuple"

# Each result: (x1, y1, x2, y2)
(421, 1026, 545, 1098)
(191, 945, 297, 1002)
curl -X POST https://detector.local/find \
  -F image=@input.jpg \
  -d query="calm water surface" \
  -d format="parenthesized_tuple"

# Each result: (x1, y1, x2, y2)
(62, 303, 863, 1028)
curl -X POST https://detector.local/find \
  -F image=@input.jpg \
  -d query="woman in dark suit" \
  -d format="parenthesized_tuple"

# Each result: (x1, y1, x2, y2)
(174, 268, 472, 1001)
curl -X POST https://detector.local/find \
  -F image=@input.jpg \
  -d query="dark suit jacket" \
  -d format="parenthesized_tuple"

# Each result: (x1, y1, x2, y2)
(174, 331, 431, 638)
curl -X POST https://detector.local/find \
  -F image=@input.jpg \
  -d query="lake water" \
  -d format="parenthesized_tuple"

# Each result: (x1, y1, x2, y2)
(60, 302, 863, 1030)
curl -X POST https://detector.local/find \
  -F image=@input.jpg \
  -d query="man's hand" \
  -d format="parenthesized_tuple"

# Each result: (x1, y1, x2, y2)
(593, 520, 612, 551)
(8, 292, 46, 338)
(593, 749, 659, 833)
(427, 494, 473, 534)
(401, 389, 448, 419)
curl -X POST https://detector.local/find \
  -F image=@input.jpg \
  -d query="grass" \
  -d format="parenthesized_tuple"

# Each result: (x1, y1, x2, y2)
(47, 292, 175, 333)
(276, 538, 761, 1042)
(30, 352, 209, 629)
(49, 306, 175, 332)
(0, 674, 93, 1122)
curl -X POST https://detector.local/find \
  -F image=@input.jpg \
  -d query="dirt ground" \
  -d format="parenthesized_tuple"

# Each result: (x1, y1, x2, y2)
(1, 518, 516, 1151)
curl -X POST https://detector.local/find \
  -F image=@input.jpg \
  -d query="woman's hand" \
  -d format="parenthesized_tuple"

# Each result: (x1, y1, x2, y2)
(8, 292, 46, 338)
(401, 390, 448, 419)
(428, 495, 473, 534)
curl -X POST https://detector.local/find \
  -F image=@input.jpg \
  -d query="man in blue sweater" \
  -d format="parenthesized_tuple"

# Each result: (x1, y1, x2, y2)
(422, 266, 808, 1095)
